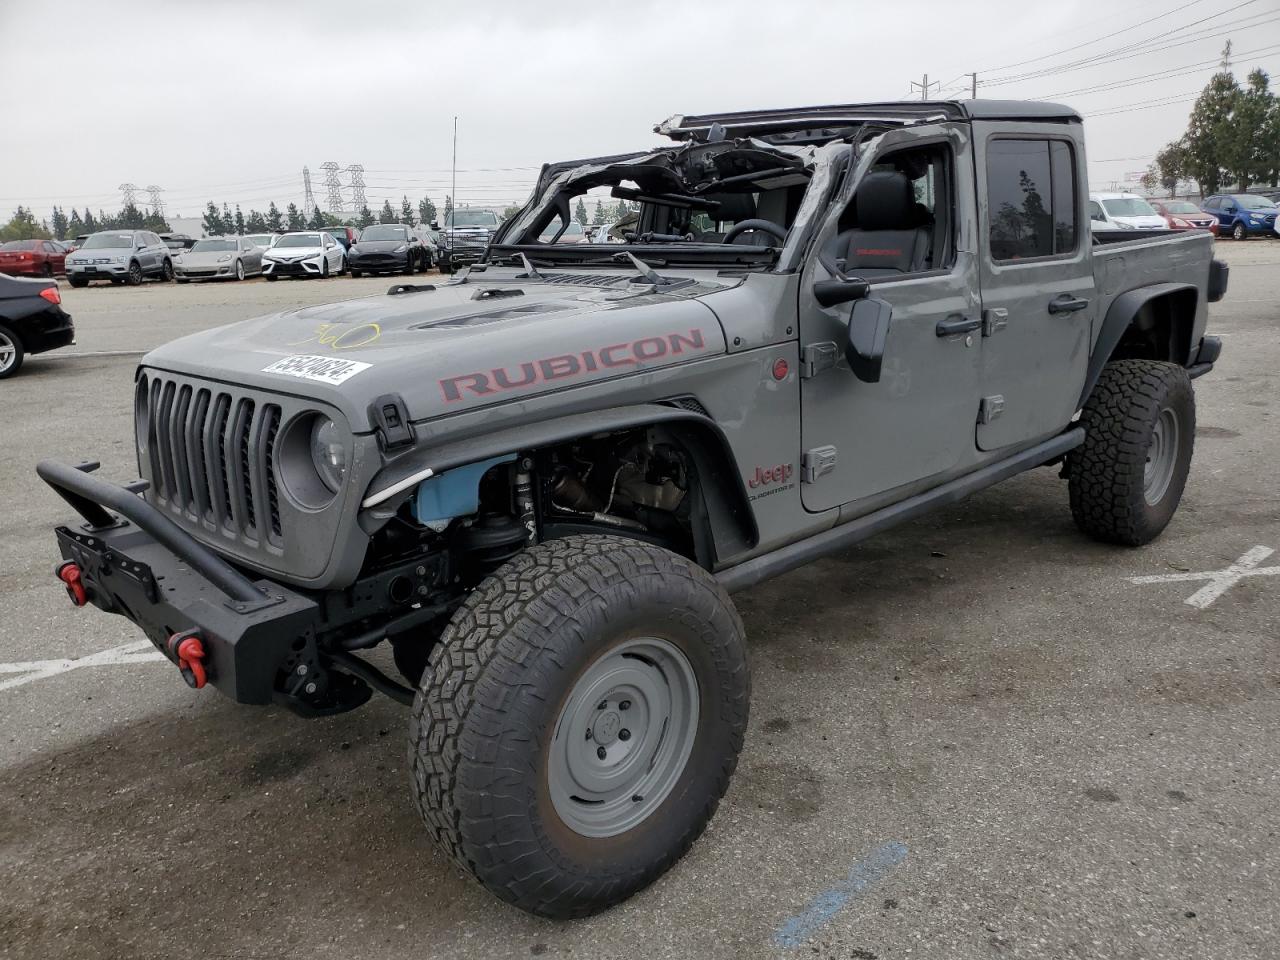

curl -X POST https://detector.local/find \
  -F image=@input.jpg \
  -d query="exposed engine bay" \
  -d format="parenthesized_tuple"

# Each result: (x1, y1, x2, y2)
(328, 427, 701, 692)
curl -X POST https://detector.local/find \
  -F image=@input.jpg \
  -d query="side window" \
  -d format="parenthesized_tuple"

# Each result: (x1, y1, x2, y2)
(987, 139, 1077, 261)
(826, 143, 954, 276)
(1088, 200, 1106, 223)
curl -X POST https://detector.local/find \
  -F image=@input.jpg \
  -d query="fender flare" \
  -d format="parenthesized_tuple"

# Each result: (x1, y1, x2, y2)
(360, 402, 759, 564)
(1078, 282, 1198, 409)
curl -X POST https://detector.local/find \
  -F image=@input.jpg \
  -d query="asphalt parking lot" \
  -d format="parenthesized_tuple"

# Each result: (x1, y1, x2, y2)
(2, 247, 1277, 960)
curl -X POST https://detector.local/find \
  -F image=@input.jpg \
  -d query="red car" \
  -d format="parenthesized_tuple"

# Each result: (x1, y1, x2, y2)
(0, 239, 68, 277)
(1151, 200, 1219, 236)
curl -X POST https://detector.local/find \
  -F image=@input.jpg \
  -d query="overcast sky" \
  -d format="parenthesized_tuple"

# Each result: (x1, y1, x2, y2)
(3, 0, 1278, 222)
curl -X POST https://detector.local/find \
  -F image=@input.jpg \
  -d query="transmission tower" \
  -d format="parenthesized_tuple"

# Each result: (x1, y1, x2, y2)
(320, 161, 344, 213)
(302, 166, 317, 219)
(118, 183, 138, 207)
(145, 185, 165, 216)
(346, 164, 367, 211)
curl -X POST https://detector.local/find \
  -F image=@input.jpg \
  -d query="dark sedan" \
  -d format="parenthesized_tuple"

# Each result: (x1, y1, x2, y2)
(0, 273, 75, 378)
(347, 224, 433, 276)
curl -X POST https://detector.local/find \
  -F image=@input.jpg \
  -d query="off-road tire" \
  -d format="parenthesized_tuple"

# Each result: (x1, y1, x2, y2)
(410, 535, 749, 919)
(1068, 359, 1195, 546)
(0, 324, 26, 379)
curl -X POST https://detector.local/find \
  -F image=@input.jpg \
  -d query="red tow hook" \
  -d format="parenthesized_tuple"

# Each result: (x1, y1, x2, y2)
(167, 631, 208, 689)
(56, 561, 87, 607)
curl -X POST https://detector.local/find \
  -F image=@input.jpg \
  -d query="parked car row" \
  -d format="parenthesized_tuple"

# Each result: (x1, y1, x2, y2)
(1087, 191, 1280, 239)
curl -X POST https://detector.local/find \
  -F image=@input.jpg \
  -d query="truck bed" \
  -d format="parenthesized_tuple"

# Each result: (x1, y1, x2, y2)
(1090, 228, 1215, 351)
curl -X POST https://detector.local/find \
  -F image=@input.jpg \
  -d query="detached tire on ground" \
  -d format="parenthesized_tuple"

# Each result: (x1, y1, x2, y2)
(410, 534, 749, 919)
(1068, 359, 1195, 546)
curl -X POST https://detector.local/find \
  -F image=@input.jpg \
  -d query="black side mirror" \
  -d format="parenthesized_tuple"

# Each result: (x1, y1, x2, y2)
(846, 297, 892, 383)
(813, 276, 870, 307)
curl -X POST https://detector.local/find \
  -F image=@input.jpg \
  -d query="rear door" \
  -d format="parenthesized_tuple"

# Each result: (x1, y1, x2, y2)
(972, 125, 1093, 451)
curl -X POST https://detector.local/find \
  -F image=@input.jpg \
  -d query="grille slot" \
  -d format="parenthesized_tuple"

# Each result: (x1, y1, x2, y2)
(538, 272, 629, 287)
(140, 375, 288, 549)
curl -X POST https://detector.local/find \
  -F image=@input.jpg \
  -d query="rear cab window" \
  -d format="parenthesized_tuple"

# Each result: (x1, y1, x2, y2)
(986, 138, 1078, 261)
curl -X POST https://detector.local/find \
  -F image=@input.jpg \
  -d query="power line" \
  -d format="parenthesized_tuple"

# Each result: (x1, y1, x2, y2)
(981, 6, 1279, 86)
(1030, 45, 1280, 98)
(975, 0, 1212, 75)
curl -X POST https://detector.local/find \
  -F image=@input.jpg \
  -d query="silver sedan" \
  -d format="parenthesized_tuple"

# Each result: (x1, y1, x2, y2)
(174, 236, 265, 283)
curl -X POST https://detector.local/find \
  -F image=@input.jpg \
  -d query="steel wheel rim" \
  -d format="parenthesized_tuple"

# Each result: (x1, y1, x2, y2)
(0, 331, 15, 373)
(548, 636, 699, 838)
(1144, 406, 1180, 505)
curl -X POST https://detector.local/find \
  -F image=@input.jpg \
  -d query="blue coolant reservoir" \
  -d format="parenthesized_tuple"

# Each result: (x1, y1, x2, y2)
(412, 454, 516, 524)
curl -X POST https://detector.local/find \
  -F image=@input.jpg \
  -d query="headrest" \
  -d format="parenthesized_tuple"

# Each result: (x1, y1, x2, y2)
(704, 192, 756, 223)
(854, 171, 916, 231)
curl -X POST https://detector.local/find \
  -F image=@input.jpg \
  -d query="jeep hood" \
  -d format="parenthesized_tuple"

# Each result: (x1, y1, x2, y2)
(141, 272, 732, 432)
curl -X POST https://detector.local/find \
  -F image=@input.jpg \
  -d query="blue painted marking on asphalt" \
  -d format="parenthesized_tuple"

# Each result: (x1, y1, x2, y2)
(772, 841, 909, 949)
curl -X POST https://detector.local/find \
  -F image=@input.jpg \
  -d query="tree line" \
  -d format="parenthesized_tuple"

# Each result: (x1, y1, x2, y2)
(0, 203, 170, 243)
(1145, 55, 1280, 196)
(575, 198, 638, 226)
(4, 190, 637, 244)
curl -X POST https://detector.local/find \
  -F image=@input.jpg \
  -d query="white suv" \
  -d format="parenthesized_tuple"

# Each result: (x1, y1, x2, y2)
(262, 231, 346, 280)
(1087, 193, 1169, 231)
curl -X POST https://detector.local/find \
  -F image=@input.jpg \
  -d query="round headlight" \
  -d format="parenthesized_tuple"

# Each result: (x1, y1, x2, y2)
(310, 417, 347, 493)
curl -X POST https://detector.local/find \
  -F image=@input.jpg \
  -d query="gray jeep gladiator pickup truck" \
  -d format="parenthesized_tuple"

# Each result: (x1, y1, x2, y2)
(39, 100, 1227, 919)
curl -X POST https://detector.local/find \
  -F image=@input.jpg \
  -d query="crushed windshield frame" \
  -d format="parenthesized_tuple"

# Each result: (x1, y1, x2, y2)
(490, 138, 818, 268)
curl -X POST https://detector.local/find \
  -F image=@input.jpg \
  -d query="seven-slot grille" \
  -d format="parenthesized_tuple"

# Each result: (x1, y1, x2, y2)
(138, 373, 283, 546)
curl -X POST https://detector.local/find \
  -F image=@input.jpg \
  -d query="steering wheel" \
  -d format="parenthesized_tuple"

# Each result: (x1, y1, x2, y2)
(721, 219, 787, 244)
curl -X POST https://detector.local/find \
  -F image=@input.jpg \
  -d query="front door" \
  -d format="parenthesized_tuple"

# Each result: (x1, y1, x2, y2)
(798, 124, 984, 512)
(972, 126, 1094, 451)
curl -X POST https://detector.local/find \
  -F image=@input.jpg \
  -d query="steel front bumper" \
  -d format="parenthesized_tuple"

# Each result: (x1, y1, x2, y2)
(38, 460, 319, 704)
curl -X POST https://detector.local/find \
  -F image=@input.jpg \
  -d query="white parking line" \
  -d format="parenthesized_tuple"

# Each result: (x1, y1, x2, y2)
(1127, 545, 1279, 609)
(0, 640, 166, 692)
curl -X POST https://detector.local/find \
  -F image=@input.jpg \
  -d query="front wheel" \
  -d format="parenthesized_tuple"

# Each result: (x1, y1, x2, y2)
(1068, 359, 1195, 546)
(126, 261, 143, 285)
(349, 268, 362, 278)
(320, 258, 329, 278)
(68, 275, 88, 288)
(1232, 222, 1247, 241)
(234, 260, 245, 281)
(410, 535, 749, 919)
(160, 259, 174, 281)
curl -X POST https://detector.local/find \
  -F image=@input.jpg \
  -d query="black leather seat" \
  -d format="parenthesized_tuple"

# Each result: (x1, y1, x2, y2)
(827, 170, 931, 276)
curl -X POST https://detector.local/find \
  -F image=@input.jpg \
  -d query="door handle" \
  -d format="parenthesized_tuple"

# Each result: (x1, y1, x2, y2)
(1048, 295, 1090, 314)
(936, 315, 982, 337)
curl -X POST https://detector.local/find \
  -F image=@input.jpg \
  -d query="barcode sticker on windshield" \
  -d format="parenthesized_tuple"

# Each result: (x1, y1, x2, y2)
(262, 354, 372, 385)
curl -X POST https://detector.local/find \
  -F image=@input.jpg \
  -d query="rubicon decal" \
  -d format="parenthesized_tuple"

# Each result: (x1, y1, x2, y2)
(439, 329, 708, 402)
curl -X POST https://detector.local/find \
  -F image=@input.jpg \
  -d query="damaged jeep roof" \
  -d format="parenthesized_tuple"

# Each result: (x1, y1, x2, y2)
(656, 99, 1081, 144)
